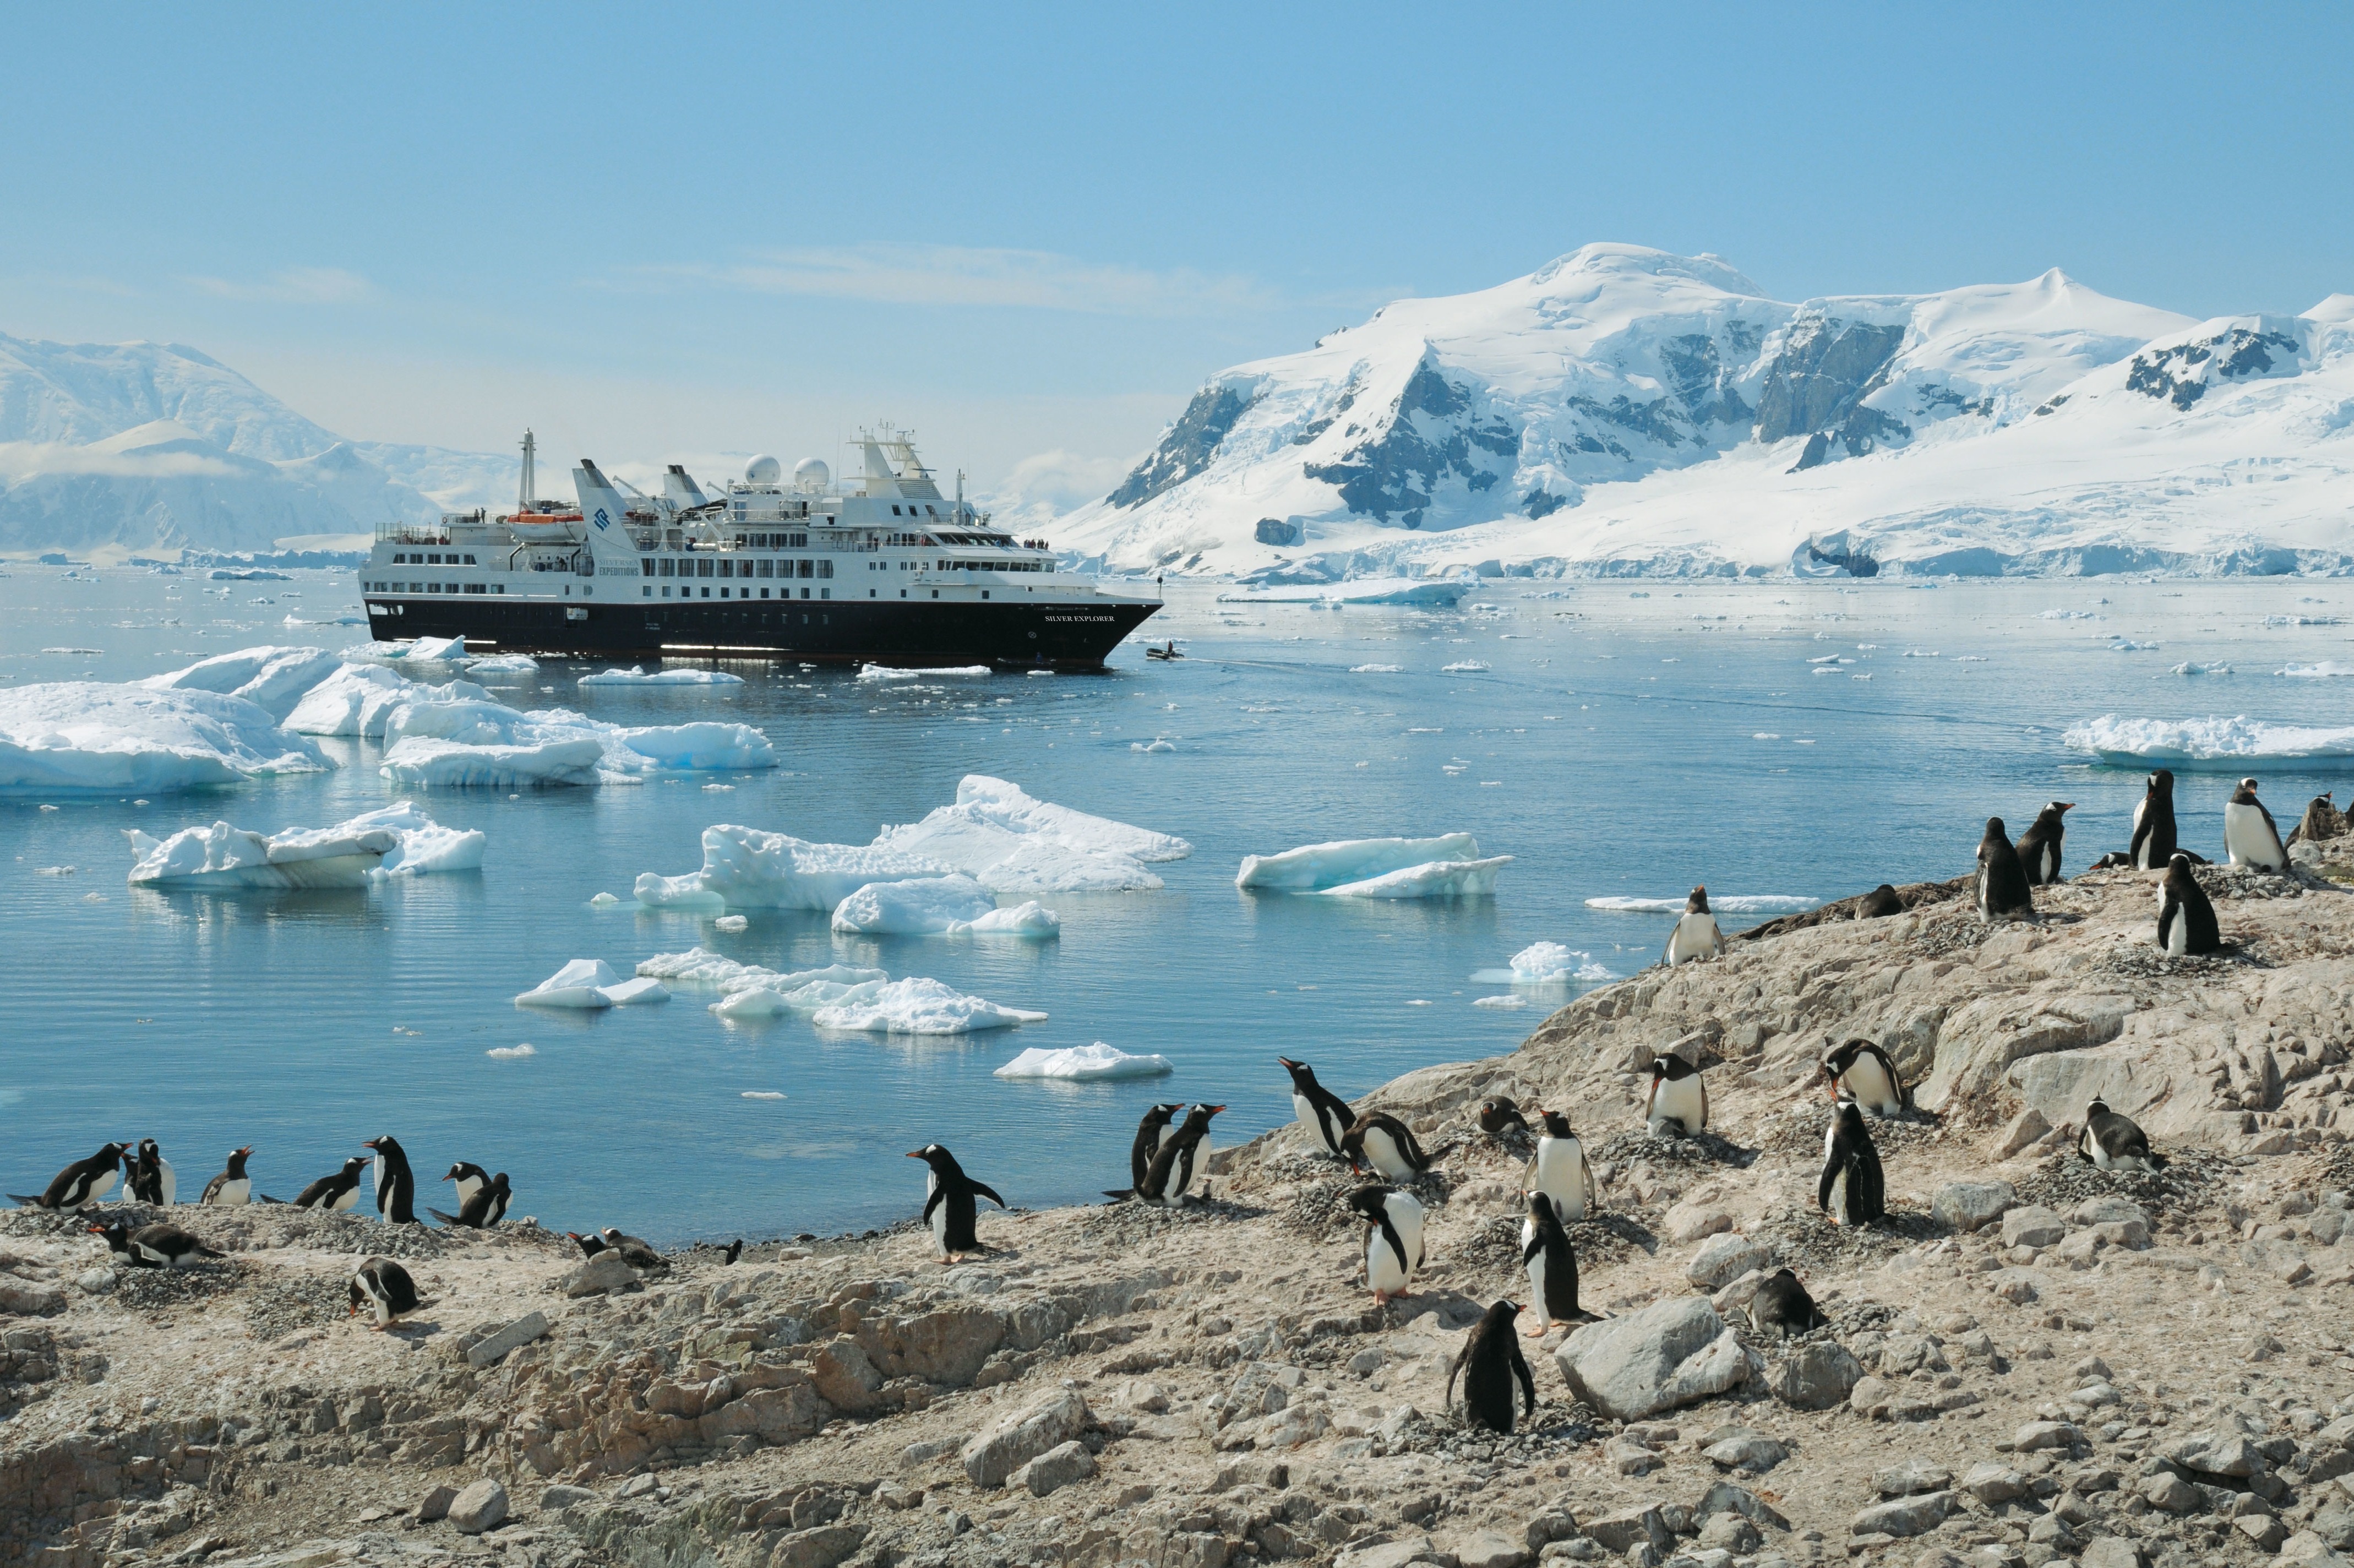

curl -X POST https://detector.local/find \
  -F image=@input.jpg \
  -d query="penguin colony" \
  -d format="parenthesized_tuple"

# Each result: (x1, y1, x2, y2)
(6, 781, 2276, 1422)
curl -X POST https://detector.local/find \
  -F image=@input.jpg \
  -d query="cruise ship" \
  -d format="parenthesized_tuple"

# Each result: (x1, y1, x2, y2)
(360, 429, 1162, 667)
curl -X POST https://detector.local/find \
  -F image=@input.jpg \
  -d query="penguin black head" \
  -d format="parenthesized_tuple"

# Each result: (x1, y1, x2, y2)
(2084, 1096, 2110, 1120)
(225, 1145, 253, 1172)
(1277, 1057, 1321, 1092)
(88, 1219, 131, 1250)
(1477, 1097, 1527, 1136)
(1176, 1103, 1225, 1134)
(138, 1138, 161, 1162)
(1983, 815, 2007, 840)
(2147, 769, 2174, 796)
(566, 1230, 606, 1258)
(339, 1156, 367, 1176)
(1536, 1108, 1572, 1138)
(1833, 1092, 1866, 1128)
(1523, 1189, 1561, 1226)
(1686, 885, 1710, 914)
(1650, 1054, 1696, 1082)
(1142, 1102, 1183, 1128)
(2233, 776, 2262, 803)
(2039, 801, 2074, 822)
(362, 1135, 403, 1159)
(443, 1162, 483, 1183)
(1478, 1298, 1523, 1329)
(1344, 1185, 1396, 1224)
(907, 1144, 965, 1179)
(722, 1238, 744, 1265)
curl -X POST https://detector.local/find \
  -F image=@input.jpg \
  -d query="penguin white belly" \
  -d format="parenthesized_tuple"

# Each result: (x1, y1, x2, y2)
(1292, 1093, 1331, 1151)
(1828, 1167, 1851, 1224)
(2130, 800, 2153, 868)
(1363, 1127, 1415, 1181)
(329, 1183, 359, 1212)
(1524, 1245, 1552, 1331)
(1388, 1198, 1425, 1272)
(925, 1172, 949, 1255)
(1650, 1077, 1704, 1134)
(372, 1161, 390, 1214)
(2162, 905, 2188, 955)
(89, 1168, 119, 1203)
(1842, 1057, 1900, 1118)
(1532, 1138, 1587, 1222)
(2082, 1130, 2112, 1169)
(209, 1177, 249, 1206)
(1664, 913, 1721, 965)
(156, 1159, 176, 1207)
(1365, 1231, 1411, 1295)
(2223, 804, 2282, 868)
(454, 1174, 484, 1206)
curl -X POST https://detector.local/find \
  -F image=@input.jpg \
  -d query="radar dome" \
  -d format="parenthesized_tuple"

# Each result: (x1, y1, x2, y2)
(793, 457, 831, 493)
(744, 454, 783, 484)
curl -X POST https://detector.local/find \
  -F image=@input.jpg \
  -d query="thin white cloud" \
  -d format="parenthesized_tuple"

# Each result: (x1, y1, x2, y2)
(613, 244, 1282, 318)
(0, 440, 238, 483)
(186, 267, 377, 304)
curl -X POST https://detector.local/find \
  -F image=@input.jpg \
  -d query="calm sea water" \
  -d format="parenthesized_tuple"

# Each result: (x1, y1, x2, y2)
(3, 567, 2350, 1241)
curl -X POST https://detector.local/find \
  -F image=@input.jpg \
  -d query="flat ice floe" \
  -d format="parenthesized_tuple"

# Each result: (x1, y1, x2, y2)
(858, 664, 992, 680)
(636, 948, 887, 997)
(1349, 664, 1404, 674)
(0, 683, 328, 793)
(1217, 578, 1472, 608)
(635, 829, 945, 910)
(351, 635, 467, 663)
(1236, 834, 1507, 900)
(383, 734, 609, 788)
(2279, 663, 2354, 679)
(809, 977, 1047, 1035)
(577, 666, 745, 687)
(994, 1042, 1173, 1080)
(830, 876, 1060, 938)
(2166, 662, 2232, 676)
(380, 698, 776, 787)
(124, 802, 483, 887)
(466, 654, 540, 678)
(1585, 894, 1820, 913)
(871, 775, 1190, 893)
(2063, 714, 2354, 767)
(514, 959, 671, 1009)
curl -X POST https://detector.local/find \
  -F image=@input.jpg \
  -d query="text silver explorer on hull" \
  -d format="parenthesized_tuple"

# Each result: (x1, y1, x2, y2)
(362, 428, 1160, 667)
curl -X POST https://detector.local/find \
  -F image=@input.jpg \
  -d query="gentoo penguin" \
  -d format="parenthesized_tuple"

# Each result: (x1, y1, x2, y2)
(1277, 1058, 1355, 1159)
(12, 1143, 130, 1210)
(1341, 1112, 1431, 1182)
(1821, 1039, 1906, 1118)
(1112, 1103, 1224, 1206)
(1126, 1103, 1183, 1191)
(598, 1227, 668, 1271)
(1976, 817, 2035, 921)
(2078, 1097, 2165, 1170)
(1644, 1054, 1708, 1136)
(348, 1255, 423, 1329)
(1747, 1267, 1829, 1337)
(1526, 1109, 1596, 1224)
(2156, 853, 2221, 955)
(128, 1139, 176, 1207)
(1818, 1097, 1886, 1226)
(88, 1220, 225, 1270)
(1346, 1185, 1424, 1304)
(441, 1162, 491, 1209)
(565, 1231, 607, 1259)
(721, 1239, 744, 1265)
(362, 1135, 417, 1224)
(292, 1157, 367, 1211)
(199, 1146, 254, 1206)
(2224, 777, 2287, 870)
(2014, 802, 2073, 886)
(1519, 1191, 1593, 1336)
(1446, 1300, 1538, 1434)
(2130, 769, 2178, 870)
(908, 1145, 1005, 1263)
(1855, 884, 1903, 919)
(1664, 886, 1727, 966)
(1478, 1096, 1532, 1139)
(432, 1172, 511, 1228)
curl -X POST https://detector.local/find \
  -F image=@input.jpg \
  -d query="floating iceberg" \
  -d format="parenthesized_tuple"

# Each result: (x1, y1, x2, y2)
(1441, 661, 1492, 673)
(635, 947, 886, 997)
(635, 827, 946, 910)
(830, 876, 1059, 938)
(578, 666, 744, 687)
(486, 1044, 536, 1059)
(2167, 662, 2232, 677)
(285, 666, 491, 738)
(466, 654, 540, 678)
(379, 696, 775, 786)
(598, 977, 671, 1006)
(2062, 714, 2354, 769)
(1349, 664, 1404, 674)
(1318, 855, 1511, 899)
(382, 734, 608, 788)
(948, 900, 1061, 937)
(2279, 663, 2353, 679)
(0, 683, 329, 793)
(607, 722, 775, 772)
(1472, 994, 1528, 1009)
(350, 635, 466, 663)
(1217, 577, 1472, 607)
(1237, 834, 1485, 892)
(870, 774, 1190, 893)
(994, 1042, 1173, 1080)
(858, 664, 992, 680)
(1505, 941, 1614, 983)
(124, 802, 482, 886)
(810, 976, 1047, 1035)
(139, 645, 342, 721)
(1585, 894, 1821, 913)
(514, 959, 668, 1009)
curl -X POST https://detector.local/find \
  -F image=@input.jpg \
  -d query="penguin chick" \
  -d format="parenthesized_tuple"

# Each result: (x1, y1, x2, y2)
(2156, 853, 2221, 955)
(348, 1255, 423, 1329)
(1747, 1267, 1829, 1337)
(2014, 801, 2073, 886)
(1664, 886, 1726, 966)
(2079, 1097, 2165, 1170)
(1446, 1300, 1537, 1434)
(1818, 1097, 1886, 1226)
(1278, 1058, 1355, 1159)
(908, 1145, 1006, 1263)
(1346, 1185, 1425, 1304)
(1340, 1112, 1431, 1182)
(1976, 817, 2035, 921)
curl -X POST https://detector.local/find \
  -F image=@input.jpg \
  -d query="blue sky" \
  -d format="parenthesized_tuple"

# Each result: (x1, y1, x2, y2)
(5, 3, 2350, 503)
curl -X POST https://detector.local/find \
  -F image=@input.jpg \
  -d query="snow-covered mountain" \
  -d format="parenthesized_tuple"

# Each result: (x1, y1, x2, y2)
(1059, 245, 2354, 578)
(0, 334, 512, 555)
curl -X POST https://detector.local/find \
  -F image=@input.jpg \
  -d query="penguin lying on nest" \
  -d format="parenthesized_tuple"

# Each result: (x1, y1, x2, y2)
(2156, 853, 2221, 955)
(1854, 884, 1904, 919)
(1746, 1268, 1829, 1337)
(1341, 1112, 1431, 1182)
(293, 1157, 367, 1211)
(599, 1227, 668, 1272)
(1644, 1055, 1707, 1137)
(1447, 1300, 1538, 1434)
(2078, 1098, 2165, 1170)
(1477, 1096, 1532, 1139)
(89, 1220, 225, 1270)
(350, 1256, 427, 1330)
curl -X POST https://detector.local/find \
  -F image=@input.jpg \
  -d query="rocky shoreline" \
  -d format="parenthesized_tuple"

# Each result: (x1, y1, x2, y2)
(6, 845, 2354, 1568)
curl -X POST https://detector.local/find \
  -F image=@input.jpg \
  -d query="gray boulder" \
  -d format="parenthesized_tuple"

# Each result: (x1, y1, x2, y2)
(1555, 1297, 1760, 1422)
(1999, 1205, 2066, 1249)
(0, 1278, 66, 1317)
(1766, 1340, 1863, 1411)
(448, 1478, 508, 1534)
(770, 1524, 867, 1568)
(2079, 1537, 2149, 1568)
(1451, 1528, 1529, 1568)
(1931, 1180, 2017, 1233)
(1695, 1482, 1789, 1531)
(562, 1250, 635, 1298)
(1010, 1439, 1096, 1498)
(540, 1484, 596, 1512)
(1583, 1506, 1672, 1555)
(1685, 1232, 1769, 1288)
(1849, 1489, 1952, 1538)
(961, 1389, 1092, 1488)
(1965, 1463, 2031, 1505)
(1873, 1459, 1953, 1498)
(1702, 1431, 1787, 1473)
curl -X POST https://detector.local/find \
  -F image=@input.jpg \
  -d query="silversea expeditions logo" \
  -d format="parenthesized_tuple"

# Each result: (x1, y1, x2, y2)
(1045, 613, 1114, 622)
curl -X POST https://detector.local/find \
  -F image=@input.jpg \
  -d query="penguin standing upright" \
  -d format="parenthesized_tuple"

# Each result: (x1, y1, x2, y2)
(292, 1157, 368, 1211)
(199, 1146, 253, 1206)
(1820, 1039, 1906, 1118)
(1126, 1104, 1183, 1191)
(1113, 1104, 1223, 1207)
(1644, 1055, 1708, 1136)
(11, 1143, 129, 1210)
(1976, 817, 2035, 921)
(1446, 1300, 1538, 1434)
(440, 1162, 490, 1209)
(349, 1256, 423, 1329)
(1817, 1097, 1886, 1226)
(1664, 886, 1726, 966)
(2078, 1098, 2164, 1170)
(2156, 853, 2222, 955)
(1347, 1185, 1425, 1304)
(1341, 1112, 1431, 1182)
(2130, 769, 2178, 870)
(2014, 802, 2074, 885)
(1478, 1096, 1532, 1139)
(908, 1145, 1005, 1263)
(1277, 1058, 1355, 1158)
(363, 1136, 418, 1224)
(1519, 1192, 1593, 1336)
(128, 1139, 176, 1207)
(88, 1219, 224, 1270)
(1526, 1109, 1596, 1224)
(2224, 777, 2287, 870)
(1747, 1268, 1830, 1337)
(431, 1172, 511, 1229)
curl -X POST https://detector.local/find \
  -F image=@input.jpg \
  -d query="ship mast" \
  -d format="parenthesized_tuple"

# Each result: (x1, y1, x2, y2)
(519, 429, 536, 513)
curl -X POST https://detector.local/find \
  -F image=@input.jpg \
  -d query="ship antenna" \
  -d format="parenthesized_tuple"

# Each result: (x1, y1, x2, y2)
(519, 429, 536, 514)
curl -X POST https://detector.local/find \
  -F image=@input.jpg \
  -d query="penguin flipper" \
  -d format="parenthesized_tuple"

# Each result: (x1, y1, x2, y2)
(969, 1180, 1007, 1210)
(1512, 1341, 1538, 1419)
(1816, 1158, 1837, 1216)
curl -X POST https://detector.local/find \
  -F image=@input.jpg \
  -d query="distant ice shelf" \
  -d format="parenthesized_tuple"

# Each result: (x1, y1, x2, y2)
(2062, 714, 2354, 767)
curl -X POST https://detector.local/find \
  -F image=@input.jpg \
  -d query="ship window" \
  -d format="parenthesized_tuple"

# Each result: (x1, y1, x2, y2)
(818, 559, 833, 579)
(658, 558, 673, 576)
(467, 583, 488, 595)
(982, 590, 989, 600)
(661, 586, 669, 597)
(642, 560, 654, 576)
(891, 505, 902, 516)
(759, 587, 769, 599)
(926, 505, 937, 516)
(792, 559, 808, 579)
(644, 586, 652, 598)
(698, 559, 713, 577)
(701, 586, 710, 598)
(795, 586, 806, 600)
(427, 553, 441, 564)
(756, 559, 772, 578)
(464, 554, 476, 564)
(493, 584, 503, 594)
(870, 589, 876, 598)
(820, 587, 829, 600)
(718, 558, 733, 578)
(900, 590, 906, 598)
